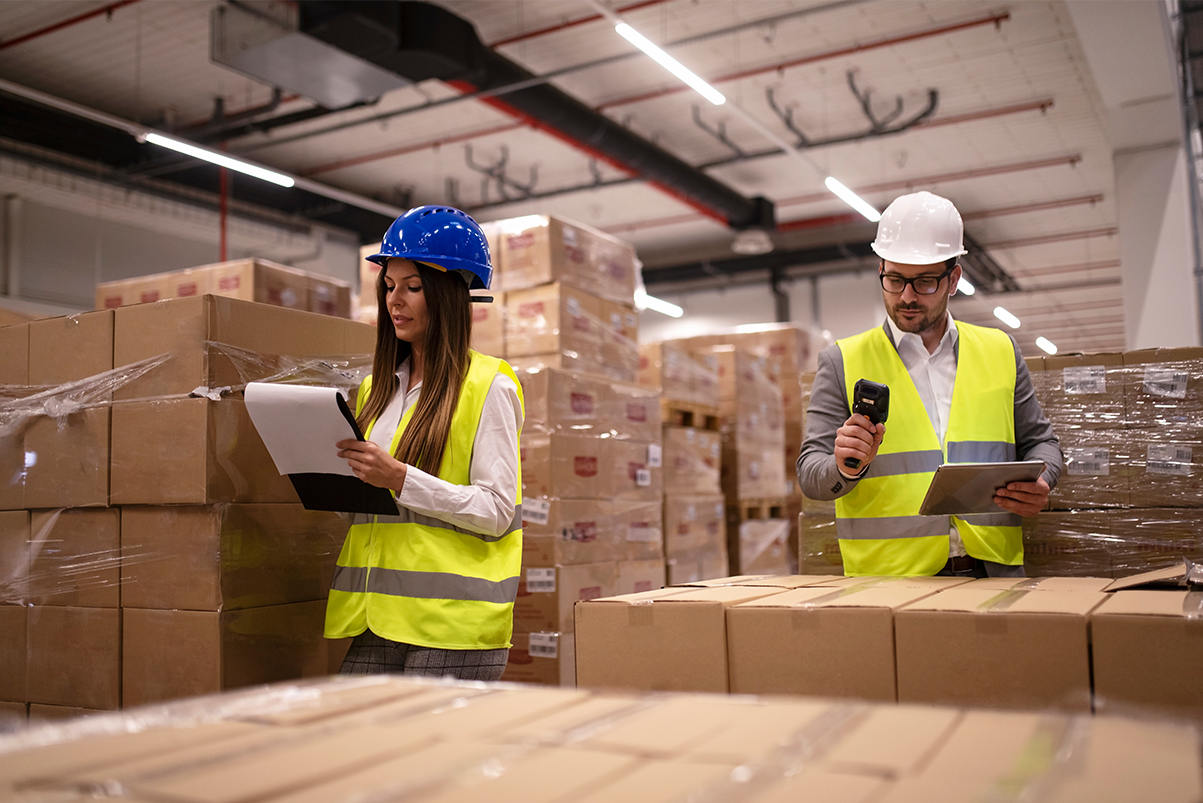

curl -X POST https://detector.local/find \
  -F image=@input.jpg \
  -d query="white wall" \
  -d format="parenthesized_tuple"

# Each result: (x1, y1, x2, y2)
(0, 155, 362, 313)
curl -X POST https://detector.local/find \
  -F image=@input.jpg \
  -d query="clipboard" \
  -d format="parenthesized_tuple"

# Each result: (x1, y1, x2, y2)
(918, 460, 1045, 516)
(244, 382, 398, 515)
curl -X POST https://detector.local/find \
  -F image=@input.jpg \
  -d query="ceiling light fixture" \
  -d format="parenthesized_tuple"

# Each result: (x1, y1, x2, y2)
(144, 133, 295, 188)
(957, 277, 976, 296)
(731, 228, 774, 255)
(635, 288, 684, 318)
(1035, 336, 1058, 355)
(823, 177, 880, 222)
(993, 306, 1021, 329)
(613, 23, 725, 106)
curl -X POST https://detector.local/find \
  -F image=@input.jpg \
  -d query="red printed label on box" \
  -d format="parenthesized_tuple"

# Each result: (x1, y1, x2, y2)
(626, 403, 648, 422)
(574, 456, 598, 477)
(579, 586, 603, 601)
(568, 522, 598, 543)
(177, 283, 198, 297)
(219, 276, 241, 291)
(508, 232, 536, 249)
(571, 393, 595, 414)
(473, 307, 489, 322)
(519, 302, 544, 318)
(635, 580, 653, 593)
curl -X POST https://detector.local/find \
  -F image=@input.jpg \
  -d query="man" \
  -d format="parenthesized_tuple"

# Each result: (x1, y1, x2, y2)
(796, 191, 1062, 577)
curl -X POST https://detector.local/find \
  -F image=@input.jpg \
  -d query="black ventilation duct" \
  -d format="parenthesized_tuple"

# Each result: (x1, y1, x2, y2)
(298, 1, 774, 230)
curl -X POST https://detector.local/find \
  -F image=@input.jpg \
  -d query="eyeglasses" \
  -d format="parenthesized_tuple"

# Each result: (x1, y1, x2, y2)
(879, 265, 954, 295)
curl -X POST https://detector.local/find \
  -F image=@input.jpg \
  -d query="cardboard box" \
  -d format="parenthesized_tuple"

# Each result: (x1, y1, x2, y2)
(638, 342, 702, 405)
(722, 443, 788, 500)
(469, 293, 506, 356)
(599, 299, 639, 382)
(501, 632, 576, 687)
(497, 214, 636, 302)
(110, 398, 298, 505)
(522, 499, 662, 564)
(1022, 509, 1113, 577)
(881, 711, 1203, 803)
(663, 426, 721, 494)
(28, 508, 121, 608)
(732, 518, 791, 575)
(1127, 432, 1203, 507)
(507, 350, 608, 381)
(0, 701, 25, 724)
(1050, 428, 1134, 509)
(1090, 589, 1203, 723)
(574, 585, 782, 693)
(513, 561, 618, 634)
(0, 321, 28, 386)
(120, 505, 346, 611)
(122, 601, 328, 708)
(28, 310, 114, 389)
(0, 510, 30, 603)
(112, 295, 373, 401)
(0, 605, 27, 703)
(674, 574, 839, 589)
(521, 435, 662, 502)
(819, 576, 977, 590)
(1122, 347, 1203, 430)
(505, 282, 603, 361)
(726, 584, 945, 699)
(23, 406, 111, 509)
(665, 547, 730, 586)
(1035, 352, 1126, 430)
(616, 558, 665, 595)
(798, 508, 842, 575)
(663, 494, 725, 558)
(27, 704, 107, 721)
(894, 587, 1106, 711)
(963, 576, 1114, 592)
(1106, 508, 1203, 577)
(358, 242, 382, 311)
(519, 368, 617, 438)
(27, 605, 120, 710)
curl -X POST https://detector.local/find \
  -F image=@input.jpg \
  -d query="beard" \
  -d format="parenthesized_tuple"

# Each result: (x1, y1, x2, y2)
(887, 297, 948, 335)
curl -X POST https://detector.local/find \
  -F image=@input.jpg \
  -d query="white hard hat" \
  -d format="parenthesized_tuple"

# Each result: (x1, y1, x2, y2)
(871, 191, 968, 265)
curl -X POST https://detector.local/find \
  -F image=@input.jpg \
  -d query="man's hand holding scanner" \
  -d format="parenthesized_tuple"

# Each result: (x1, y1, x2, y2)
(836, 414, 885, 478)
(993, 476, 1050, 517)
(338, 439, 408, 493)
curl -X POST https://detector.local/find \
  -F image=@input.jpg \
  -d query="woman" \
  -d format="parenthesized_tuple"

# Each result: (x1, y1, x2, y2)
(329, 205, 524, 681)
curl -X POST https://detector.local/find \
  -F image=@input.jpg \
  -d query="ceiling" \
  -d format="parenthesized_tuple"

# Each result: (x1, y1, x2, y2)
(0, 0, 1181, 354)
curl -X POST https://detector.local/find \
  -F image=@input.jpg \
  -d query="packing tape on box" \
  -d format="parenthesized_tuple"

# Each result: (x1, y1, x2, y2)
(977, 589, 1030, 613)
(979, 715, 1092, 802)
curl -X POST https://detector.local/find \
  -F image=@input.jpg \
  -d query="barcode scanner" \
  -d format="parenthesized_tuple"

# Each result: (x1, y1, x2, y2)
(844, 379, 889, 471)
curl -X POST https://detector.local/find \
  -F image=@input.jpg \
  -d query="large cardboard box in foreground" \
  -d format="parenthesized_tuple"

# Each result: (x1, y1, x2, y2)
(512, 562, 617, 634)
(894, 587, 1105, 712)
(726, 583, 941, 700)
(1090, 589, 1203, 723)
(574, 585, 782, 693)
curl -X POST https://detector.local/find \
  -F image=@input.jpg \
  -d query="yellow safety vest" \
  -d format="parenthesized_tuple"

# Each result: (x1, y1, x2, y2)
(834, 322, 1023, 576)
(324, 351, 524, 649)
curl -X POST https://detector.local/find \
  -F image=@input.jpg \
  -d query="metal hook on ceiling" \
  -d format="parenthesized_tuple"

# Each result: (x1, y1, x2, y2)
(692, 105, 745, 158)
(464, 144, 538, 201)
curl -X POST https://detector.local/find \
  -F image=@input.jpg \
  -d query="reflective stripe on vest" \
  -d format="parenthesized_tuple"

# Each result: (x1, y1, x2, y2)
(834, 322, 1022, 576)
(324, 351, 524, 650)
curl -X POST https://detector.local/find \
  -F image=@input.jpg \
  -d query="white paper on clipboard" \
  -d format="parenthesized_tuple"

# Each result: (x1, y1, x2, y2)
(244, 382, 357, 476)
(918, 460, 1045, 516)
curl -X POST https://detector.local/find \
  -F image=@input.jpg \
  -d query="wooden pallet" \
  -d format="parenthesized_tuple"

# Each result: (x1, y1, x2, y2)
(726, 495, 797, 522)
(660, 398, 721, 430)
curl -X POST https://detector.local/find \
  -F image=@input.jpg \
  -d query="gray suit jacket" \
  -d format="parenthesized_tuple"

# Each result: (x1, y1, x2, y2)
(796, 322, 1063, 501)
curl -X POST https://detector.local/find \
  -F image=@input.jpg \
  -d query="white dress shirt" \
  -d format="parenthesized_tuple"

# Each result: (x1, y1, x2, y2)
(368, 357, 523, 537)
(885, 311, 967, 558)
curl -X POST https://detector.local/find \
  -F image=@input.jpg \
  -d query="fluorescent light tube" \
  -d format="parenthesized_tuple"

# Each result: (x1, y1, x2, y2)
(1035, 336, 1057, 355)
(615, 23, 725, 106)
(635, 288, 683, 318)
(993, 306, 1021, 329)
(824, 177, 881, 222)
(145, 133, 295, 187)
(957, 277, 975, 296)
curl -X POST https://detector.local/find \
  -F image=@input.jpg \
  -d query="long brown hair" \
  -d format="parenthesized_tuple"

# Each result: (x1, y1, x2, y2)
(356, 260, 472, 476)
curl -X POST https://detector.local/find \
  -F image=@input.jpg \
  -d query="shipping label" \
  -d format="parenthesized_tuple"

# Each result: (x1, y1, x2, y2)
(526, 568, 556, 593)
(522, 499, 551, 526)
(1147, 444, 1193, 476)
(528, 633, 558, 659)
(1066, 448, 1110, 476)
(1063, 366, 1106, 394)
(1143, 367, 1189, 399)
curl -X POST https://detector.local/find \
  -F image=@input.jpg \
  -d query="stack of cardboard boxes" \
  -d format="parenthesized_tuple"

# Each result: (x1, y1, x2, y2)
(575, 568, 1203, 727)
(481, 215, 657, 687)
(1025, 347, 1203, 576)
(95, 259, 352, 319)
(638, 342, 727, 584)
(0, 296, 374, 718)
(704, 347, 792, 575)
(1, 673, 1197, 803)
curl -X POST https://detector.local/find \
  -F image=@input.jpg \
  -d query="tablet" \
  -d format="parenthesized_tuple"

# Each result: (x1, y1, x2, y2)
(918, 460, 1045, 516)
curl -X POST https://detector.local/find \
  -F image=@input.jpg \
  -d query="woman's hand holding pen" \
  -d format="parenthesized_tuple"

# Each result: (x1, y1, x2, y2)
(337, 440, 408, 493)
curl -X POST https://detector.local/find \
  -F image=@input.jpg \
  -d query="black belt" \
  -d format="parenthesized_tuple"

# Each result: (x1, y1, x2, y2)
(945, 555, 978, 573)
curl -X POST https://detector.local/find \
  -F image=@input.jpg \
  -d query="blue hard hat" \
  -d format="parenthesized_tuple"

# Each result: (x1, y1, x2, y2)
(368, 206, 492, 291)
